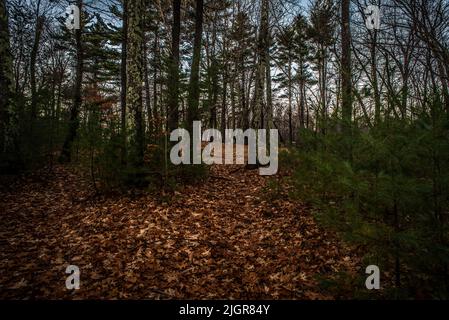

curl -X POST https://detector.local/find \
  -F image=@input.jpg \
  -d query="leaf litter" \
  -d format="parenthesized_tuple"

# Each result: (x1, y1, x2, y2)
(0, 162, 359, 299)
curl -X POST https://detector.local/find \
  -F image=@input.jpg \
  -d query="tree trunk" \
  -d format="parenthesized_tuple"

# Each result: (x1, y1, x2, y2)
(221, 68, 227, 137)
(254, 0, 269, 130)
(298, 54, 306, 130)
(210, 57, 219, 129)
(319, 46, 327, 134)
(265, 43, 273, 130)
(187, 0, 204, 133)
(55, 70, 62, 137)
(264, 0, 272, 131)
(60, 0, 83, 163)
(341, 0, 352, 129)
(126, 0, 144, 167)
(30, 12, 44, 124)
(288, 55, 293, 144)
(153, 26, 160, 134)
(0, 0, 13, 154)
(240, 61, 248, 130)
(167, 0, 181, 133)
(144, 37, 152, 138)
(120, 0, 128, 164)
(371, 29, 381, 124)
(231, 77, 236, 129)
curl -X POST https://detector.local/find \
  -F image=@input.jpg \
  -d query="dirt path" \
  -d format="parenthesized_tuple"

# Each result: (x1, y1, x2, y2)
(0, 164, 357, 299)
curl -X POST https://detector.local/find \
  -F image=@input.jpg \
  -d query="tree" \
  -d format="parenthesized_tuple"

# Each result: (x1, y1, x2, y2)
(186, 0, 204, 133)
(274, 24, 296, 143)
(341, 0, 352, 128)
(204, 8, 219, 129)
(0, 0, 13, 158)
(292, 13, 311, 131)
(29, 0, 45, 126)
(229, 8, 254, 130)
(126, 0, 144, 167)
(120, 0, 128, 164)
(308, 0, 336, 134)
(253, 0, 270, 130)
(60, 0, 84, 163)
(167, 0, 181, 133)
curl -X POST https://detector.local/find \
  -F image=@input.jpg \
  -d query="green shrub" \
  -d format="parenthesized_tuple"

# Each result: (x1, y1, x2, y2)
(286, 101, 449, 299)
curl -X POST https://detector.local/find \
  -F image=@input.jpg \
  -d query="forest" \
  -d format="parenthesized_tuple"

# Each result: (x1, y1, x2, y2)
(0, 0, 449, 300)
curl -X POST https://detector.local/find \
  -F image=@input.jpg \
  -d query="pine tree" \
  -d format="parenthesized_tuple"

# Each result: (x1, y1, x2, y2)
(292, 13, 311, 131)
(120, 0, 128, 164)
(308, 0, 336, 134)
(0, 0, 13, 161)
(187, 0, 204, 133)
(126, 0, 144, 167)
(253, 0, 270, 130)
(229, 9, 254, 130)
(341, 0, 352, 135)
(167, 0, 181, 133)
(60, 0, 84, 163)
(274, 25, 296, 144)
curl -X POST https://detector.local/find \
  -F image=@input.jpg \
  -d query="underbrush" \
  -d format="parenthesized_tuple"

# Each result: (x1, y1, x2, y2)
(278, 111, 449, 299)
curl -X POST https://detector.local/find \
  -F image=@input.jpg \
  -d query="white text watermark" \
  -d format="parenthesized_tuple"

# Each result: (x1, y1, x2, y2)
(170, 122, 279, 176)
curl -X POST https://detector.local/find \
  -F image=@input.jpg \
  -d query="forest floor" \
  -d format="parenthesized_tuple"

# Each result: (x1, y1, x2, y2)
(0, 157, 359, 299)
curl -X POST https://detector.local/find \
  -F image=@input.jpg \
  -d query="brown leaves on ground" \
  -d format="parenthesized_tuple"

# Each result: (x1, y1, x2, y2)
(0, 162, 358, 299)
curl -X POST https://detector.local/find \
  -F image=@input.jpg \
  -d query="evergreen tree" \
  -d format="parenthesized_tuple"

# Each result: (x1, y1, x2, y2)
(60, 0, 84, 163)
(0, 0, 14, 169)
(126, 0, 144, 168)
(308, 0, 336, 134)
(229, 9, 255, 130)
(186, 0, 204, 133)
(292, 13, 311, 131)
(167, 0, 181, 133)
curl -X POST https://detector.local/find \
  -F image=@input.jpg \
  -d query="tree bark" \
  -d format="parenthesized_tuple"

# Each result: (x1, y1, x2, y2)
(167, 0, 181, 133)
(126, 0, 144, 167)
